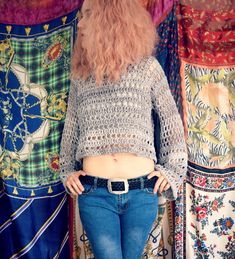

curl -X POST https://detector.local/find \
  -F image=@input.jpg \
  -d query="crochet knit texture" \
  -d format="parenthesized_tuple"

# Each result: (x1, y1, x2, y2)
(60, 56, 187, 200)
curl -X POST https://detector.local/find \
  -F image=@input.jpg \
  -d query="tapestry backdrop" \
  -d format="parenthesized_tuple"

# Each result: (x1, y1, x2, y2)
(175, 0, 235, 258)
(1, 0, 234, 259)
(0, 1, 81, 258)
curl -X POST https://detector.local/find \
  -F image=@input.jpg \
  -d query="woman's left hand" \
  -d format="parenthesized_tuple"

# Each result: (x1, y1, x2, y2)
(147, 170, 170, 194)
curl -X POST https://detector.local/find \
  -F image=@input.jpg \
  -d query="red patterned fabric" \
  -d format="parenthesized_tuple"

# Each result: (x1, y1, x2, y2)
(177, 0, 235, 65)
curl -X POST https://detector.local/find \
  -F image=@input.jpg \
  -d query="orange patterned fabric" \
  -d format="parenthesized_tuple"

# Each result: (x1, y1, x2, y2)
(177, 0, 235, 65)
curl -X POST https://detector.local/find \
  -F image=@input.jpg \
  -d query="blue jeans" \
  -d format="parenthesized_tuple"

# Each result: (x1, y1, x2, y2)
(78, 177, 158, 259)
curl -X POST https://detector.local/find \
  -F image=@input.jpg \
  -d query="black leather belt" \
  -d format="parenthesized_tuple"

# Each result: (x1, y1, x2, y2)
(80, 175, 158, 194)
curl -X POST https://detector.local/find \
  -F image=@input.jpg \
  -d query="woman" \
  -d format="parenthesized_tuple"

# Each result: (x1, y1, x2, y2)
(60, 0, 187, 258)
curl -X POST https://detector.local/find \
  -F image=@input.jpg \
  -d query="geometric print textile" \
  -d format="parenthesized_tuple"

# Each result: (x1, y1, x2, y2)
(0, 179, 69, 259)
(0, 10, 78, 187)
(0, 8, 79, 259)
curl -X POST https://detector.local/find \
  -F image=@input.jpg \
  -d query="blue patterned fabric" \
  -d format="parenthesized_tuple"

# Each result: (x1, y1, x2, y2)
(0, 180, 69, 258)
(0, 8, 79, 258)
(155, 5, 182, 115)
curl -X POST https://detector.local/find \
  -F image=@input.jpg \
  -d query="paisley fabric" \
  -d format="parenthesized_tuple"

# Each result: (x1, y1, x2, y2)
(156, 4, 182, 113)
(177, 0, 235, 65)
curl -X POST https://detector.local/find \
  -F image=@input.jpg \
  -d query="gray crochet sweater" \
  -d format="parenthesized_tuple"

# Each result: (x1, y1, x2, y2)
(60, 56, 187, 200)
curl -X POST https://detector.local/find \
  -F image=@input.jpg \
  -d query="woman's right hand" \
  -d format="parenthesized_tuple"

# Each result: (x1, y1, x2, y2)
(65, 170, 87, 196)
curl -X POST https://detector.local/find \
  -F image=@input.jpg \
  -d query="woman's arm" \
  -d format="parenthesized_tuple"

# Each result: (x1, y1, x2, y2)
(60, 80, 81, 187)
(151, 60, 187, 200)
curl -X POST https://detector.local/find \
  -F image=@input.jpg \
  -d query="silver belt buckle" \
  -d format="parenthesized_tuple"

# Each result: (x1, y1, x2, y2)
(107, 178, 129, 194)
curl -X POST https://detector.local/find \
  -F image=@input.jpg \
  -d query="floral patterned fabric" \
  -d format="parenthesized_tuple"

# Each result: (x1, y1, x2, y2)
(175, 164, 235, 259)
(176, 0, 235, 256)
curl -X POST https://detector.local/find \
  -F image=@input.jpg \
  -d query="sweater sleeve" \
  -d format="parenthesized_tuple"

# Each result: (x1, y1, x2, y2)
(59, 79, 81, 186)
(151, 60, 187, 200)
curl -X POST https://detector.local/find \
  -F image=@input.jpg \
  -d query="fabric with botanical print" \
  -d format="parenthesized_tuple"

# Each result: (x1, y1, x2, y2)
(175, 165, 235, 258)
(175, 0, 235, 258)
(181, 63, 235, 168)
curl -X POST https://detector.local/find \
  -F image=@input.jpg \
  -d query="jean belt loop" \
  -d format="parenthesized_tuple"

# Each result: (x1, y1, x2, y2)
(140, 177, 144, 190)
(94, 177, 98, 188)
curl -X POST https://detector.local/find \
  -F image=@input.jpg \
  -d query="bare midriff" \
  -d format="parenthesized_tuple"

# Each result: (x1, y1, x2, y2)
(82, 153, 155, 179)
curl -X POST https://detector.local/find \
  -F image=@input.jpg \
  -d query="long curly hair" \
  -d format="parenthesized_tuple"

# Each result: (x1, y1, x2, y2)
(71, 0, 157, 84)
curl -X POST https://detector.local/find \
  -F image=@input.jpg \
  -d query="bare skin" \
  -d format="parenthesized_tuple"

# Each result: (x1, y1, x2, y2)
(65, 153, 170, 196)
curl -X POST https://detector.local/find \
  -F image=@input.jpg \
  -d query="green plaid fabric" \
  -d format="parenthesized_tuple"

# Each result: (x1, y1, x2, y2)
(0, 15, 78, 187)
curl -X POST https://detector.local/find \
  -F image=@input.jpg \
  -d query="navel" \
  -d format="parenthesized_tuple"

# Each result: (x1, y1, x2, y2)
(111, 153, 118, 162)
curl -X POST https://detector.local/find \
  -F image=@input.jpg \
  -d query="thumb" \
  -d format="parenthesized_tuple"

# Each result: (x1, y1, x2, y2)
(147, 170, 161, 179)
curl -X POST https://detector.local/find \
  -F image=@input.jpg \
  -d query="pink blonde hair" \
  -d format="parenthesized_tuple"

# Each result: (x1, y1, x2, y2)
(71, 0, 157, 84)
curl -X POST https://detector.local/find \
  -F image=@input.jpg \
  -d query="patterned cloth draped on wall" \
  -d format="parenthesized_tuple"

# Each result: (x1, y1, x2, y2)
(1, 0, 234, 259)
(0, 1, 82, 258)
(175, 0, 235, 258)
(0, 0, 180, 258)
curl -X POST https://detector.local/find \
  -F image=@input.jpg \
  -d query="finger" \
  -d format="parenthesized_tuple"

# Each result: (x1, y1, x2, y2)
(73, 178, 85, 192)
(147, 170, 162, 179)
(159, 179, 168, 194)
(70, 179, 83, 195)
(66, 183, 78, 196)
(153, 176, 165, 194)
(67, 178, 82, 195)
(164, 183, 171, 191)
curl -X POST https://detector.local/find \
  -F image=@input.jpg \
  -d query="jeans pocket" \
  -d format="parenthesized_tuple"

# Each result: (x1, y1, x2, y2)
(82, 183, 96, 195)
(143, 187, 155, 195)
